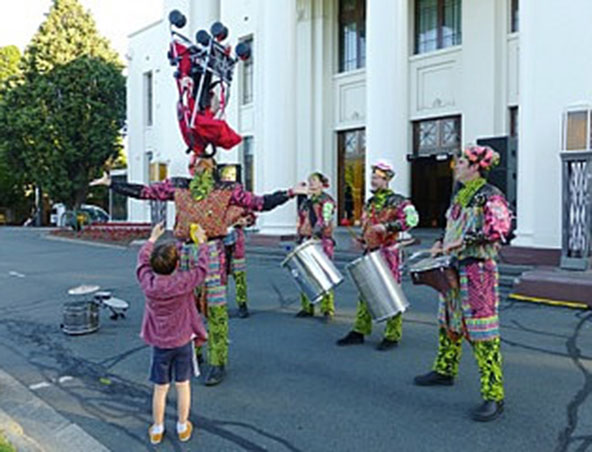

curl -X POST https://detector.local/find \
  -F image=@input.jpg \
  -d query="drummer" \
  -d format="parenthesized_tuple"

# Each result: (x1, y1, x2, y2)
(413, 145, 512, 422)
(294, 172, 337, 323)
(337, 160, 419, 351)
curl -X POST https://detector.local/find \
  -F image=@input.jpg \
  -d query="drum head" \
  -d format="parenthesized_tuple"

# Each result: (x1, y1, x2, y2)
(94, 291, 112, 300)
(103, 297, 129, 310)
(68, 284, 100, 296)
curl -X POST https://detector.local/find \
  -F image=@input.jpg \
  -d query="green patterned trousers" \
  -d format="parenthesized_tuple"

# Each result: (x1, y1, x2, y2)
(300, 291, 335, 316)
(231, 270, 248, 307)
(352, 300, 402, 342)
(207, 304, 229, 366)
(433, 328, 504, 401)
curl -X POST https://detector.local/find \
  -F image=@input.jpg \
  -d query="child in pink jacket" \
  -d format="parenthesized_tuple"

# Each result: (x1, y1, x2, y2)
(136, 222, 208, 445)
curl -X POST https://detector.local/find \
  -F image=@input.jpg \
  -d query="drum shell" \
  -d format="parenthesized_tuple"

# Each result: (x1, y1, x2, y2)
(409, 256, 459, 294)
(61, 301, 100, 335)
(281, 240, 343, 303)
(346, 250, 409, 322)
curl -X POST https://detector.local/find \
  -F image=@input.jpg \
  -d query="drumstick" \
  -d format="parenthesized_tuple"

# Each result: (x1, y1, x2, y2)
(345, 226, 361, 242)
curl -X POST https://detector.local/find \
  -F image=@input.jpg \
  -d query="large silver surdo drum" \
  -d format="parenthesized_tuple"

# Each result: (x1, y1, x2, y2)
(281, 240, 344, 303)
(346, 249, 409, 322)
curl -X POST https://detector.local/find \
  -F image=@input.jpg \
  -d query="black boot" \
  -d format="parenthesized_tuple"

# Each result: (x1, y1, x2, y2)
(471, 400, 504, 422)
(238, 304, 250, 319)
(204, 365, 226, 386)
(295, 309, 313, 318)
(321, 313, 333, 324)
(413, 370, 454, 386)
(376, 338, 398, 351)
(336, 331, 364, 346)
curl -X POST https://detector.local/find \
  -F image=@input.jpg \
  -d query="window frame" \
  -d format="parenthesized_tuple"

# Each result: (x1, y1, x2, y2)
(338, 0, 366, 73)
(414, 0, 462, 55)
(239, 36, 254, 105)
(412, 115, 462, 158)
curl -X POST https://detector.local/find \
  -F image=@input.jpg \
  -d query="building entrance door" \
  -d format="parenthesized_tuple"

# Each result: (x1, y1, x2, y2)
(411, 156, 454, 228)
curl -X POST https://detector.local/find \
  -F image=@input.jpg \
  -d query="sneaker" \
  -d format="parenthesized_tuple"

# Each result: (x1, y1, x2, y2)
(178, 420, 193, 442)
(295, 310, 313, 318)
(376, 338, 398, 351)
(336, 331, 364, 346)
(238, 304, 250, 318)
(204, 365, 226, 386)
(148, 425, 164, 445)
(413, 370, 454, 386)
(471, 400, 504, 422)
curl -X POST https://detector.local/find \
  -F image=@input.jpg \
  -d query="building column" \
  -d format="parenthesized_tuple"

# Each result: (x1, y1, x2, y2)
(513, 0, 536, 246)
(256, 0, 298, 234)
(190, 0, 220, 33)
(365, 0, 409, 196)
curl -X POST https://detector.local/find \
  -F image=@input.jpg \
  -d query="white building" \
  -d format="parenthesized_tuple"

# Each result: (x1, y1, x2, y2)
(125, 0, 592, 257)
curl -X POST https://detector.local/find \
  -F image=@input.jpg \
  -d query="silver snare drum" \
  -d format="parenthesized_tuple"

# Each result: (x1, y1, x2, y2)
(281, 240, 343, 303)
(61, 301, 100, 335)
(346, 250, 409, 322)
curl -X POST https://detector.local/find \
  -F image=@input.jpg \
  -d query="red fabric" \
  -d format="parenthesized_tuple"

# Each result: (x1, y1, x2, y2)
(171, 41, 242, 156)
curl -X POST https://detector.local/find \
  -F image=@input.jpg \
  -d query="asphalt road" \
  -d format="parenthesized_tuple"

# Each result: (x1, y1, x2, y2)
(0, 227, 591, 452)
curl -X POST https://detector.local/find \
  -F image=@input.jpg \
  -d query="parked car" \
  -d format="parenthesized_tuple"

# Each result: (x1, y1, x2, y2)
(50, 203, 110, 227)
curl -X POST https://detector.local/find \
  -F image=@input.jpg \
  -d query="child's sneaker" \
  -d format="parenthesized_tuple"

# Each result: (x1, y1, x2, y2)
(149, 424, 164, 445)
(178, 420, 193, 442)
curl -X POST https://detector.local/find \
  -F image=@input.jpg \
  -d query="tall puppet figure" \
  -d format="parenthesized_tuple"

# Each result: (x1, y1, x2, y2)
(91, 157, 306, 386)
(337, 161, 419, 350)
(413, 145, 512, 422)
(294, 172, 337, 322)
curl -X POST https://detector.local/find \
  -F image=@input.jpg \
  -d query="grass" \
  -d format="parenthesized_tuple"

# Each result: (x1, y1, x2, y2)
(0, 431, 15, 452)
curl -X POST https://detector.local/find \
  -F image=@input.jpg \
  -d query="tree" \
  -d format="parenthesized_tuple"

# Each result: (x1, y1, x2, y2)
(0, 45, 32, 223)
(0, 0, 125, 210)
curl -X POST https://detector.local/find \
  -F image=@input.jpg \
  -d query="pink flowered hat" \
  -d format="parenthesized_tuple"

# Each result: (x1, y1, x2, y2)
(462, 145, 500, 171)
(371, 160, 395, 180)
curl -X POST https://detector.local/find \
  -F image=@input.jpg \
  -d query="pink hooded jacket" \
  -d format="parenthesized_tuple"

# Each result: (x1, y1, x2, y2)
(136, 242, 208, 348)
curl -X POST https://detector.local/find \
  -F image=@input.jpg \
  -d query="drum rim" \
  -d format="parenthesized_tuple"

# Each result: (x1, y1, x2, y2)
(409, 255, 454, 272)
(280, 239, 322, 267)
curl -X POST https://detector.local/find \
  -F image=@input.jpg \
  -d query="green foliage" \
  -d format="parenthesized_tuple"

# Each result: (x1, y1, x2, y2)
(0, 0, 126, 210)
(0, 45, 21, 94)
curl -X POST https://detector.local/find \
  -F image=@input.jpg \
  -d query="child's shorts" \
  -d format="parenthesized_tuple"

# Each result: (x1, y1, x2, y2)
(149, 341, 199, 384)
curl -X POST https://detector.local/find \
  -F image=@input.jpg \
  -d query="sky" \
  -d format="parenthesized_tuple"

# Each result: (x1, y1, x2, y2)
(0, 0, 163, 62)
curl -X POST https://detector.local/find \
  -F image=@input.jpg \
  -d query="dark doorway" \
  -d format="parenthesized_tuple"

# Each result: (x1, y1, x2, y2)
(411, 156, 453, 228)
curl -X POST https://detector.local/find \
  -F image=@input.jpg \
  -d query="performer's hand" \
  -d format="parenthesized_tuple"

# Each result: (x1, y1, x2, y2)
(430, 240, 443, 257)
(443, 238, 463, 254)
(371, 224, 387, 234)
(234, 216, 249, 227)
(89, 172, 111, 187)
(292, 181, 308, 195)
(149, 222, 166, 243)
(190, 223, 207, 245)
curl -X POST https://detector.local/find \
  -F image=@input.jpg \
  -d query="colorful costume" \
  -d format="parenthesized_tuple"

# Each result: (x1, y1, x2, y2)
(432, 177, 511, 402)
(224, 209, 256, 317)
(351, 188, 418, 343)
(112, 173, 294, 384)
(296, 191, 336, 318)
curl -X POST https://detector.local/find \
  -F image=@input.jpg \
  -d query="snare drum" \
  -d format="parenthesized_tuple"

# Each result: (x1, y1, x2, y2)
(409, 255, 459, 295)
(61, 301, 100, 335)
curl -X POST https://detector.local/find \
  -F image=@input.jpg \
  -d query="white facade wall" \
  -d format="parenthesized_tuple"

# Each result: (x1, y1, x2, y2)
(514, 0, 592, 248)
(125, 0, 592, 250)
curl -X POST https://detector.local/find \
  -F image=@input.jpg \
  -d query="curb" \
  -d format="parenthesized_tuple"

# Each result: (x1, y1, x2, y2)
(0, 368, 109, 452)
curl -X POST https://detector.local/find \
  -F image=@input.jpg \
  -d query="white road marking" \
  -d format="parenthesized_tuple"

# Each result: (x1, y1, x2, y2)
(8, 271, 25, 278)
(29, 382, 51, 390)
(58, 376, 73, 384)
